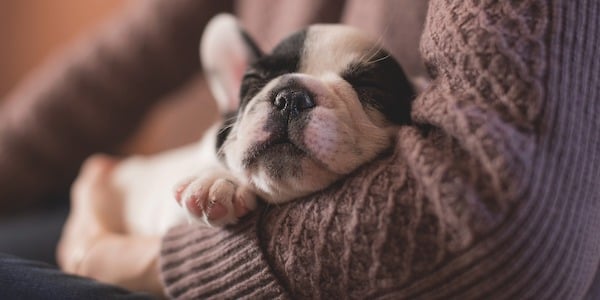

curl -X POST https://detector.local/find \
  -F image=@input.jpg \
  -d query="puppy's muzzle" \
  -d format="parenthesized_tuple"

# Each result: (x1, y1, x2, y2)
(273, 88, 315, 120)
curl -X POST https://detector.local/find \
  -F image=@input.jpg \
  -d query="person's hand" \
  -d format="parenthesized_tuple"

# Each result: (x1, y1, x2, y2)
(57, 155, 164, 297)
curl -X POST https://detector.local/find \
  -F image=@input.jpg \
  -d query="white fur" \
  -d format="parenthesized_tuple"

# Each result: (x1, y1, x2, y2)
(111, 126, 219, 235)
(300, 25, 378, 76)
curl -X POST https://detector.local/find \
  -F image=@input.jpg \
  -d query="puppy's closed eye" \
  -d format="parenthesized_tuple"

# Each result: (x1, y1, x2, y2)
(342, 53, 414, 125)
(345, 66, 388, 92)
(240, 70, 268, 106)
(241, 69, 266, 83)
(343, 63, 397, 116)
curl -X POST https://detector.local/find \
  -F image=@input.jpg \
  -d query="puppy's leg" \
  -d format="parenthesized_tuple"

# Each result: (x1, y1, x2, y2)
(174, 168, 257, 227)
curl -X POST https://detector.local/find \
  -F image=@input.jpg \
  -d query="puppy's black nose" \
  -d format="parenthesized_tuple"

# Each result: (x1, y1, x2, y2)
(273, 89, 315, 117)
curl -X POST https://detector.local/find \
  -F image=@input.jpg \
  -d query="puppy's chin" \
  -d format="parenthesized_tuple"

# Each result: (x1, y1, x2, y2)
(246, 153, 340, 203)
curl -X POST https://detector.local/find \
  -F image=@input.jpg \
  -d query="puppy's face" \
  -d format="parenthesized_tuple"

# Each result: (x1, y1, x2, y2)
(202, 15, 413, 203)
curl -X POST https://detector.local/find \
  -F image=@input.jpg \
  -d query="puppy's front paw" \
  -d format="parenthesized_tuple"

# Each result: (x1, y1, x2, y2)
(174, 175, 256, 227)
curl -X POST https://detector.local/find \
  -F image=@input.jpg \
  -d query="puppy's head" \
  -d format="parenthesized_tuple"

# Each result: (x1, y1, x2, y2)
(202, 14, 414, 203)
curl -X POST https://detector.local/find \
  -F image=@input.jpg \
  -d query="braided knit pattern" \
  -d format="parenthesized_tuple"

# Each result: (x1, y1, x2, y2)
(255, 1, 548, 298)
(161, 0, 600, 298)
(160, 0, 600, 298)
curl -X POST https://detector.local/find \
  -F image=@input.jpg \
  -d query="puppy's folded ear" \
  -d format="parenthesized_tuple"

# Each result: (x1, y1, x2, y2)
(201, 14, 262, 114)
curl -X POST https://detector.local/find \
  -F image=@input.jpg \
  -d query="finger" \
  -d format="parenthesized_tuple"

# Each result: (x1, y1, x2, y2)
(57, 210, 106, 273)
(71, 155, 119, 206)
(71, 155, 125, 231)
(79, 154, 119, 183)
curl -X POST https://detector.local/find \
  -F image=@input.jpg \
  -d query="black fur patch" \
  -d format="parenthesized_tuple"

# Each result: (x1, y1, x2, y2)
(342, 50, 415, 125)
(238, 30, 308, 111)
(239, 30, 263, 59)
(215, 112, 237, 159)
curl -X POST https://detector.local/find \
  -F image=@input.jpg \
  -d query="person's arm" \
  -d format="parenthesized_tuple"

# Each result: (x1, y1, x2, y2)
(0, 0, 233, 213)
(160, 0, 600, 299)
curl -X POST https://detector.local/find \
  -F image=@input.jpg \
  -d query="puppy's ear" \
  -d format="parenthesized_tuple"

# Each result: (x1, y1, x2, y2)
(201, 14, 262, 114)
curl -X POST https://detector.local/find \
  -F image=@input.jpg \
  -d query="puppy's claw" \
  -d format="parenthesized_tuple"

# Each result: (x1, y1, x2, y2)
(173, 177, 194, 205)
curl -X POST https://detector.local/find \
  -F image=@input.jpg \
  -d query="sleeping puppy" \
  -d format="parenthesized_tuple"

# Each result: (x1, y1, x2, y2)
(109, 14, 414, 235)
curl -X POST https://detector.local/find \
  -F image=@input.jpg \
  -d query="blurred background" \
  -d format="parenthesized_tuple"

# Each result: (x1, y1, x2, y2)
(0, 1, 126, 100)
(0, 1, 218, 264)
(0, 0, 216, 154)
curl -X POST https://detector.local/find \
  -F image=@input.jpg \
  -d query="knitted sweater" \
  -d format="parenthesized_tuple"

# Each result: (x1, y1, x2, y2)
(161, 1, 600, 299)
(0, 0, 598, 299)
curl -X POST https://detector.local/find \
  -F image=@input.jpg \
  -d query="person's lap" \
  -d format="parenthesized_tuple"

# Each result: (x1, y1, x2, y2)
(0, 205, 68, 265)
(0, 199, 153, 299)
(0, 253, 155, 299)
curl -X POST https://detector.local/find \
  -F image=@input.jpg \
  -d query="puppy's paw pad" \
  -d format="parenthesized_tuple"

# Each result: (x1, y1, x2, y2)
(175, 176, 256, 227)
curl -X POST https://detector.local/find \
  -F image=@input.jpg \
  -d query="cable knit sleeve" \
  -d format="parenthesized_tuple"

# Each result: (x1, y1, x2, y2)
(160, 0, 600, 299)
(0, 0, 233, 212)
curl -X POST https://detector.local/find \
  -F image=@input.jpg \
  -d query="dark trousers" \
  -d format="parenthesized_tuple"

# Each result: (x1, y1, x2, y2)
(0, 201, 154, 299)
(0, 253, 155, 299)
(0, 206, 68, 265)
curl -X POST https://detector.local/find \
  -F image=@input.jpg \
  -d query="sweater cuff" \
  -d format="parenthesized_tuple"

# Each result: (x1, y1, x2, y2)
(159, 215, 288, 299)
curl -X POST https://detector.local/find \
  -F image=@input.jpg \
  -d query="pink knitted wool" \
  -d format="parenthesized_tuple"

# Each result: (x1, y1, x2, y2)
(160, 0, 600, 299)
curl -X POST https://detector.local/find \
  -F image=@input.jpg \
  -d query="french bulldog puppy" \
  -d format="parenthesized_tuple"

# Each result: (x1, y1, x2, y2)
(108, 14, 414, 235)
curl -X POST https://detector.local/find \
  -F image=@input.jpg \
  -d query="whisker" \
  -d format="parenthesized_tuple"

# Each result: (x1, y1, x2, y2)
(366, 53, 391, 65)
(217, 123, 235, 135)
(356, 22, 392, 66)
(221, 115, 238, 124)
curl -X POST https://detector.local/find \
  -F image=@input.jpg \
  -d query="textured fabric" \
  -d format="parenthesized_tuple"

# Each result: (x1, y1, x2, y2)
(160, 216, 288, 299)
(161, 0, 600, 299)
